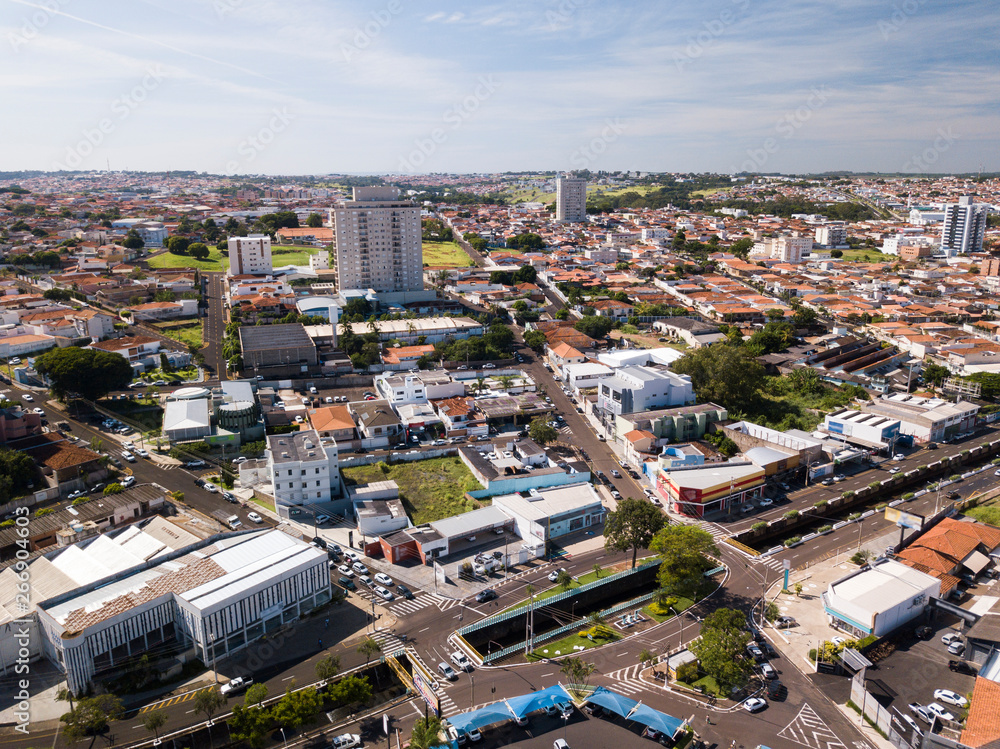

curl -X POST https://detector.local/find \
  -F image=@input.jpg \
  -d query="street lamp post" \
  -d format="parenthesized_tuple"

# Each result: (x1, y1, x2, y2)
(208, 631, 218, 684)
(470, 673, 475, 709)
(279, 728, 288, 749)
(805, 461, 821, 487)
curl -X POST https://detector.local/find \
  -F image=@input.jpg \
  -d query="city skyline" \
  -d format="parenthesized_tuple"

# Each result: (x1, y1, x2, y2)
(3, 0, 999, 175)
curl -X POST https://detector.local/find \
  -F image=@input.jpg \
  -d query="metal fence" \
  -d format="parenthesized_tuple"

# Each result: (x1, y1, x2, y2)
(458, 558, 662, 639)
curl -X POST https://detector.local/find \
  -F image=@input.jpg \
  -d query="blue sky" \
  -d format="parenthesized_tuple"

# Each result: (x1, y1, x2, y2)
(2, 0, 998, 175)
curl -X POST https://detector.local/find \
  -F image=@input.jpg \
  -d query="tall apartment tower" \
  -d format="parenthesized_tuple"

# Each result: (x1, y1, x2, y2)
(331, 187, 422, 293)
(228, 234, 273, 276)
(556, 175, 587, 222)
(941, 196, 988, 255)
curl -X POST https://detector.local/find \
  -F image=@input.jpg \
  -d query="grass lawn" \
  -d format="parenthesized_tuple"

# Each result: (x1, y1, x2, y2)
(271, 244, 325, 267)
(529, 629, 620, 660)
(680, 675, 723, 698)
(837, 248, 895, 263)
(147, 248, 228, 272)
(642, 596, 694, 623)
(340, 457, 482, 525)
(690, 187, 729, 198)
(422, 240, 473, 267)
(252, 495, 276, 512)
(155, 321, 203, 349)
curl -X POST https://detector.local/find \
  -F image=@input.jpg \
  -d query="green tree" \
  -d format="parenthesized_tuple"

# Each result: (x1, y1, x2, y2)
(193, 686, 225, 729)
(121, 229, 145, 250)
(410, 716, 444, 749)
(357, 637, 382, 670)
(271, 685, 321, 730)
(35, 346, 133, 401)
(524, 330, 546, 351)
(528, 416, 558, 445)
(315, 654, 341, 684)
(188, 242, 210, 260)
(326, 674, 373, 708)
(166, 235, 191, 255)
(792, 306, 818, 327)
(650, 525, 719, 598)
(689, 608, 752, 691)
(556, 569, 573, 590)
(512, 264, 537, 284)
(729, 237, 753, 258)
(574, 315, 615, 339)
(305, 212, 323, 228)
(638, 648, 656, 667)
(60, 694, 125, 741)
(0, 446, 38, 504)
(922, 360, 951, 388)
(559, 657, 597, 692)
(228, 704, 270, 749)
(604, 498, 666, 568)
(787, 366, 823, 395)
(671, 344, 766, 413)
(245, 682, 269, 707)
(140, 711, 167, 742)
(830, 249, 843, 258)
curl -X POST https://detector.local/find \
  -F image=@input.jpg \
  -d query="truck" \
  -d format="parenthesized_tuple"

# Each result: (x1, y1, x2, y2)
(220, 675, 253, 696)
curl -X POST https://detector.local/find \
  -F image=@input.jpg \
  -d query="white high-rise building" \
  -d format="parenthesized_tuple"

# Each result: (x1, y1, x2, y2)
(332, 187, 422, 293)
(556, 176, 587, 222)
(267, 429, 340, 510)
(228, 234, 273, 276)
(941, 196, 988, 255)
(814, 224, 847, 247)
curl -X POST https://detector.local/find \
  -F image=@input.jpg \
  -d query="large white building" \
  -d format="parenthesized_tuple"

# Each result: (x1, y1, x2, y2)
(229, 234, 273, 276)
(823, 408, 900, 449)
(750, 233, 812, 263)
(332, 187, 422, 293)
(814, 224, 847, 247)
(34, 529, 330, 693)
(941, 196, 988, 255)
(598, 365, 695, 416)
(374, 370, 464, 408)
(267, 429, 340, 510)
(555, 176, 587, 223)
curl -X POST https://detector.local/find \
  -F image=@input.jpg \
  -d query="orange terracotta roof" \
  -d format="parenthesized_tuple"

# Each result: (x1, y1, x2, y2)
(962, 677, 1000, 748)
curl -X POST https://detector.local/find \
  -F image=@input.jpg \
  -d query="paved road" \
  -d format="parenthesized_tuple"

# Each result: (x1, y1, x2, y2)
(202, 272, 227, 381)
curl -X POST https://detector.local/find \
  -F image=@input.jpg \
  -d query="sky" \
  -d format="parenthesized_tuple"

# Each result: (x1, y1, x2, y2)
(2, 0, 998, 176)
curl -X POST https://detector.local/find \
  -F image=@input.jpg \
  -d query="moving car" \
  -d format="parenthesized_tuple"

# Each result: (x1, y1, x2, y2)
(437, 662, 457, 681)
(450, 651, 474, 672)
(352, 561, 369, 575)
(374, 573, 393, 587)
(338, 576, 355, 590)
(330, 734, 362, 749)
(610, 469, 621, 479)
(122, 451, 136, 462)
(475, 589, 497, 603)
(21, 394, 33, 402)
(135, 448, 149, 458)
(247, 511, 263, 524)
(337, 565, 355, 578)
(374, 585, 394, 601)
(223, 491, 237, 503)
(121, 476, 136, 488)
(548, 567, 567, 582)
(554, 741, 571, 749)
(396, 584, 414, 599)
(220, 675, 253, 696)
(743, 697, 767, 713)
(934, 689, 968, 708)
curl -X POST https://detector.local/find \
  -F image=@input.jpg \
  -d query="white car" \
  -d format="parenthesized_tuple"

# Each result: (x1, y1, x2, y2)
(352, 561, 369, 575)
(942, 632, 963, 645)
(135, 448, 149, 458)
(315, 514, 331, 525)
(758, 497, 774, 507)
(374, 573, 393, 587)
(32, 407, 44, 415)
(450, 651, 473, 672)
(343, 550, 361, 562)
(933, 689, 968, 708)
(548, 567, 567, 582)
(324, 396, 334, 403)
(203, 482, 218, 493)
(889, 467, 901, 474)
(927, 703, 955, 722)
(330, 733, 361, 749)
(121, 476, 136, 488)
(21, 394, 33, 402)
(831, 636, 846, 646)
(122, 451, 136, 462)
(67, 490, 85, 500)
(247, 511, 263, 524)
(743, 697, 767, 713)
(374, 585, 394, 601)
(893, 453, 905, 461)
(337, 565, 354, 578)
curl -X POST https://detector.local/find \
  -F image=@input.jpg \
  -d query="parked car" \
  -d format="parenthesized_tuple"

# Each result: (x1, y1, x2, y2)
(761, 663, 778, 680)
(776, 616, 796, 628)
(949, 659, 976, 675)
(121, 476, 136, 488)
(934, 689, 968, 708)
(901, 714, 924, 737)
(908, 703, 931, 724)
(223, 491, 237, 503)
(247, 511, 263, 524)
(315, 514, 331, 525)
(746, 643, 764, 661)
(374, 585, 394, 601)
(915, 625, 933, 640)
(942, 632, 962, 645)
(203, 482, 218, 493)
(927, 703, 956, 722)
(743, 697, 767, 713)
(338, 576, 355, 590)
(330, 733, 362, 749)
(374, 572, 393, 587)
(758, 497, 774, 507)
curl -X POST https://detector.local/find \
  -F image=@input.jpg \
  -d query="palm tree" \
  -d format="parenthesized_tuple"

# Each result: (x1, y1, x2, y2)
(592, 563, 603, 579)
(496, 375, 515, 393)
(638, 649, 656, 668)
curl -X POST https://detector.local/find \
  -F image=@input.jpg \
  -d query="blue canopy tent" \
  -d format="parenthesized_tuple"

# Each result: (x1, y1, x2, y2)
(582, 686, 640, 719)
(503, 684, 574, 718)
(447, 703, 524, 734)
(626, 703, 685, 738)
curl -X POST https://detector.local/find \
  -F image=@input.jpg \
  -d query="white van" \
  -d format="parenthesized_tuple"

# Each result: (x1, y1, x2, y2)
(226, 515, 242, 529)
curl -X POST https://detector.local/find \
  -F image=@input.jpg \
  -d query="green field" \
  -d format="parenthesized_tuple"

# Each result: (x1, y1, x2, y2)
(423, 240, 473, 267)
(147, 248, 228, 272)
(155, 321, 203, 349)
(271, 244, 325, 267)
(836, 248, 895, 263)
(340, 457, 482, 525)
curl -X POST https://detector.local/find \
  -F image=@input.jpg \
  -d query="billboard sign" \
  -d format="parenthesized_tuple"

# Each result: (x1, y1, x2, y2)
(412, 672, 440, 716)
(885, 506, 924, 530)
(434, 561, 447, 587)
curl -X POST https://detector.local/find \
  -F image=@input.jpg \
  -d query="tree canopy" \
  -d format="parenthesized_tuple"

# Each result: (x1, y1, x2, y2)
(650, 525, 718, 599)
(528, 416, 558, 446)
(0, 447, 37, 506)
(35, 346, 133, 401)
(689, 608, 752, 691)
(671, 344, 766, 413)
(604, 498, 666, 568)
(574, 315, 615, 339)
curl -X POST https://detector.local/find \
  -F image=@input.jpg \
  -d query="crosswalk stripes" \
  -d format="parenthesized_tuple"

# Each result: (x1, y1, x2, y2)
(603, 664, 649, 696)
(388, 594, 436, 616)
(438, 688, 461, 717)
(368, 628, 407, 654)
(699, 521, 786, 572)
(429, 593, 460, 612)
